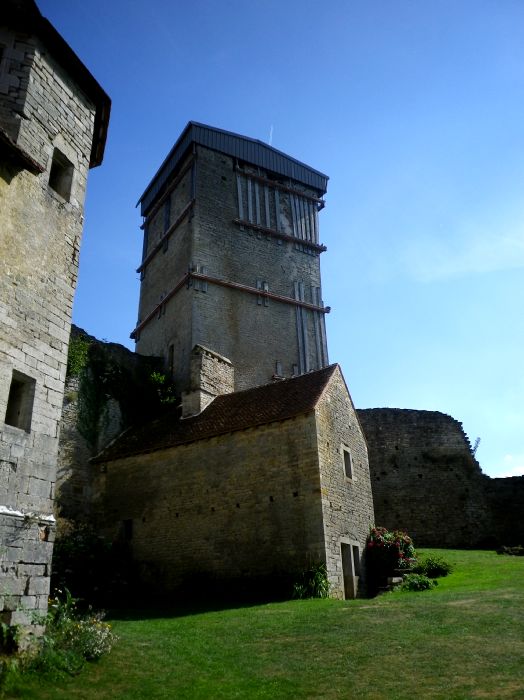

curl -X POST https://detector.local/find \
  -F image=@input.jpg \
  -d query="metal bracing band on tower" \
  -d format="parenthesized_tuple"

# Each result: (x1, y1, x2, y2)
(233, 219, 327, 253)
(233, 164, 325, 205)
(131, 272, 330, 340)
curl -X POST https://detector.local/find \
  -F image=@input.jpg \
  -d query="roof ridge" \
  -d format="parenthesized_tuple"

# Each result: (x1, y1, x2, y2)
(215, 363, 337, 396)
(93, 364, 339, 463)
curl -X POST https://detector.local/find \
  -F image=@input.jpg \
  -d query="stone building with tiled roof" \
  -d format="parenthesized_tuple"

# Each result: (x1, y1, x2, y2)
(92, 350, 374, 599)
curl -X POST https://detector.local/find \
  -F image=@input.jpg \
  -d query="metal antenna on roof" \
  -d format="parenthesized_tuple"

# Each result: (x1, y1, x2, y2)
(269, 124, 274, 146)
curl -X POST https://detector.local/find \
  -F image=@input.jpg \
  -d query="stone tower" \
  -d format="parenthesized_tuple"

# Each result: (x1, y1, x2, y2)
(133, 122, 329, 393)
(0, 0, 110, 632)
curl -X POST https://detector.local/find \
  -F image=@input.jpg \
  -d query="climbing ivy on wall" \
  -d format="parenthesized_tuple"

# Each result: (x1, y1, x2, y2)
(73, 339, 164, 448)
(67, 334, 92, 377)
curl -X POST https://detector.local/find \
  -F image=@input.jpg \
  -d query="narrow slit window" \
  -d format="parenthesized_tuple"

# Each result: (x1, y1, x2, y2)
(4, 370, 36, 432)
(342, 445, 354, 480)
(48, 148, 74, 201)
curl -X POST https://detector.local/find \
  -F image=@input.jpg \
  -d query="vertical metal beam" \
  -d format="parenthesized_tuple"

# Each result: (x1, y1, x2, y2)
(312, 286, 322, 369)
(300, 281, 310, 372)
(299, 196, 307, 241)
(274, 189, 280, 233)
(309, 201, 317, 244)
(247, 178, 253, 223)
(318, 288, 328, 366)
(264, 185, 271, 229)
(294, 281, 304, 374)
(236, 174, 244, 219)
(255, 181, 261, 225)
(290, 193, 298, 238)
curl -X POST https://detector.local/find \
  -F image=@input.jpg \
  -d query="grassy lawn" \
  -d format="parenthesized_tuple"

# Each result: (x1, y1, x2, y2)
(5, 549, 524, 699)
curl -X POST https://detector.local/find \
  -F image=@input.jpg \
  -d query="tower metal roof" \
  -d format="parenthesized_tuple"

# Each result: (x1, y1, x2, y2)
(138, 122, 329, 216)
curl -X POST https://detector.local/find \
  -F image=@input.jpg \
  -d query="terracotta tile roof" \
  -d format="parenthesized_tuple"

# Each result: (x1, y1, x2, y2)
(93, 364, 338, 463)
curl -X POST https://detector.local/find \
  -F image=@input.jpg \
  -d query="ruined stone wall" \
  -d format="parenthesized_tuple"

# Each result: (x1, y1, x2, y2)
(316, 368, 374, 597)
(56, 328, 161, 521)
(0, 28, 97, 627)
(93, 414, 326, 597)
(486, 476, 524, 546)
(135, 144, 329, 394)
(357, 409, 492, 547)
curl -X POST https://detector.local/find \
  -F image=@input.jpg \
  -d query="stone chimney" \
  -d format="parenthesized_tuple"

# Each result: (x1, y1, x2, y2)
(181, 345, 234, 418)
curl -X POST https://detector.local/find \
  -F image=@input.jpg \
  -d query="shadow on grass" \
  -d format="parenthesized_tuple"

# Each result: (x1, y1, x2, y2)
(105, 574, 298, 621)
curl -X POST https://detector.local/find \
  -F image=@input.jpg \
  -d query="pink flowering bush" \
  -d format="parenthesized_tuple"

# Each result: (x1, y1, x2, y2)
(366, 527, 417, 594)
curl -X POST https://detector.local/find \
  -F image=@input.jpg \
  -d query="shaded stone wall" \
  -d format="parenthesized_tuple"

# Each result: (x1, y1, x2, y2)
(0, 24, 98, 630)
(93, 413, 327, 598)
(56, 327, 161, 521)
(357, 409, 492, 547)
(316, 368, 374, 596)
(486, 476, 524, 546)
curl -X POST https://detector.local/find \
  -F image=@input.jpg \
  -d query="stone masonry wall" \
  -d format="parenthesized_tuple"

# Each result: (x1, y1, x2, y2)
(316, 368, 374, 597)
(136, 145, 328, 394)
(181, 344, 234, 417)
(134, 150, 194, 386)
(486, 476, 524, 546)
(56, 327, 161, 521)
(192, 146, 327, 390)
(93, 414, 326, 598)
(357, 409, 492, 547)
(0, 27, 97, 628)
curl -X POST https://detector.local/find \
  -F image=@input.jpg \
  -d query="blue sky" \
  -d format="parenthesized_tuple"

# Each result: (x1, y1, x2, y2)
(38, 0, 524, 478)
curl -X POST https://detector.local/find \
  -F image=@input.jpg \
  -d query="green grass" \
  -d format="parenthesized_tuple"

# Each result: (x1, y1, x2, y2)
(5, 550, 524, 699)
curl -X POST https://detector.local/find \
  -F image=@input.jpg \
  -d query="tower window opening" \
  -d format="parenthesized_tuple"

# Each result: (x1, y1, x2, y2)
(4, 370, 36, 432)
(49, 148, 74, 201)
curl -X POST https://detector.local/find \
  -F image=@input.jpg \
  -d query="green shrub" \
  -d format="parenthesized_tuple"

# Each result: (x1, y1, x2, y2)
(29, 589, 117, 678)
(0, 622, 20, 655)
(0, 656, 22, 697)
(1, 591, 117, 695)
(413, 555, 453, 578)
(400, 574, 438, 592)
(149, 371, 176, 404)
(293, 563, 330, 599)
